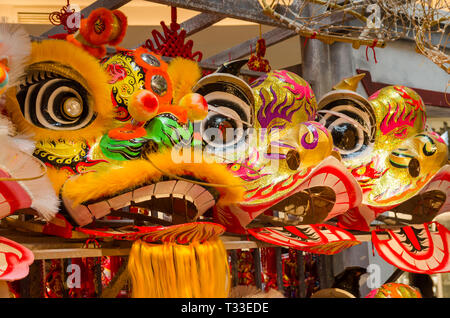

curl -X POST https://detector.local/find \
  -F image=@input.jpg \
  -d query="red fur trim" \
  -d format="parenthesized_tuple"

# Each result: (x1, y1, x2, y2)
(80, 7, 114, 46)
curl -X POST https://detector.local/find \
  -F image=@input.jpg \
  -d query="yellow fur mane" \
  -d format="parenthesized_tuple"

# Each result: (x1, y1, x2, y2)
(62, 150, 245, 207)
(167, 57, 202, 105)
(128, 239, 230, 298)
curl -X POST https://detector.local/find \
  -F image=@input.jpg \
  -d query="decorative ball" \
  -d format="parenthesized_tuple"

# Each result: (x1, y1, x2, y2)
(179, 93, 208, 121)
(128, 89, 159, 123)
(365, 283, 422, 298)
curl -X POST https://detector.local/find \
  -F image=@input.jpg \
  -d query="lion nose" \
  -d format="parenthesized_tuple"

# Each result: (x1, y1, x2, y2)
(389, 148, 420, 177)
(389, 132, 448, 178)
(282, 121, 333, 171)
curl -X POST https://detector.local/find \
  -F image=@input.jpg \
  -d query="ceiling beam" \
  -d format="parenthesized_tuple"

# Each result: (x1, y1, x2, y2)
(41, 0, 133, 37)
(203, 27, 297, 66)
(145, 0, 302, 28)
(182, 12, 225, 37)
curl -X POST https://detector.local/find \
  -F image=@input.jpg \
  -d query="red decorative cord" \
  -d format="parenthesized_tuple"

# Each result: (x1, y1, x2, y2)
(303, 31, 318, 49)
(144, 6, 203, 61)
(48, 0, 82, 34)
(366, 39, 378, 64)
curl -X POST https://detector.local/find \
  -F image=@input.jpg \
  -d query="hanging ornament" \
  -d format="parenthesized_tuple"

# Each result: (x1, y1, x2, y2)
(144, 7, 203, 61)
(44, 260, 65, 298)
(282, 249, 300, 297)
(237, 249, 256, 286)
(65, 7, 128, 58)
(247, 25, 271, 73)
(260, 247, 278, 292)
(49, 0, 83, 34)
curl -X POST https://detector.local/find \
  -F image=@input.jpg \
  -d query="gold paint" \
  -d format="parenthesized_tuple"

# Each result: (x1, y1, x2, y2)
(333, 73, 366, 91)
(101, 52, 146, 126)
(322, 84, 448, 208)
(235, 71, 334, 214)
(37, 140, 88, 159)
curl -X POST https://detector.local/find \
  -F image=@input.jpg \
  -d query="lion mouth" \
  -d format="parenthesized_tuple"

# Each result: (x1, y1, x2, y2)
(62, 179, 218, 228)
(376, 190, 446, 225)
(247, 186, 336, 227)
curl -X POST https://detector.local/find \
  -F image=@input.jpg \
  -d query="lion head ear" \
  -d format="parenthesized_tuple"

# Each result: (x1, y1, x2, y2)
(167, 57, 202, 105)
(215, 59, 249, 76)
(332, 73, 365, 91)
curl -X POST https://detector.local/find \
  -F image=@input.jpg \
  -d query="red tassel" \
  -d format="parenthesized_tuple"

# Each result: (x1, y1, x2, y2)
(366, 39, 378, 64)
(143, 7, 203, 61)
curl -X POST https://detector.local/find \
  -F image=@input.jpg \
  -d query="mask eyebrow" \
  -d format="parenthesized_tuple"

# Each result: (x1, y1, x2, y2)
(318, 109, 372, 137)
(207, 106, 253, 126)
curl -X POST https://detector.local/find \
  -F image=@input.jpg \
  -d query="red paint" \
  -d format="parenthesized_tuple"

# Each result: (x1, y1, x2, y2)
(380, 102, 418, 137)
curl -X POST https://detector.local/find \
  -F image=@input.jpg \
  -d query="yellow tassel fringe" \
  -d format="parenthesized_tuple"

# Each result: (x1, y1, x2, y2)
(128, 239, 230, 298)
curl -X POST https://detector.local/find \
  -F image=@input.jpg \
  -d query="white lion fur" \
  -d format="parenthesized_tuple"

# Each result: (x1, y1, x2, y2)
(0, 107, 58, 221)
(0, 23, 31, 87)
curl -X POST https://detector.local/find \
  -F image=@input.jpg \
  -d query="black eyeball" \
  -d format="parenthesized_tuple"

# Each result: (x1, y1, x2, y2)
(331, 122, 358, 151)
(318, 99, 375, 159)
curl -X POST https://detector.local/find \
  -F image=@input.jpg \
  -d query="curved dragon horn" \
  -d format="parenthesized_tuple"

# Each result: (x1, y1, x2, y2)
(333, 73, 365, 91)
(215, 59, 249, 76)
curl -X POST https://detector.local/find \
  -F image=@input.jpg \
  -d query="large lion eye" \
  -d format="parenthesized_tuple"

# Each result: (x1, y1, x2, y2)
(318, 99, 375, 159)
(201, 96, 249, 151)
(193, 73, 254, 155)
(16, 68, 96, 130)
(330, 121, 359, 151)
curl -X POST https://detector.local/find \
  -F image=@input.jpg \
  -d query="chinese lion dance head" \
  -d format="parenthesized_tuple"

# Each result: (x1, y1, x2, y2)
(0, 9, 238, 297)
(317, 75, 449, 230)
(194, 66, 362, 234)
(1, 6, 449, 298)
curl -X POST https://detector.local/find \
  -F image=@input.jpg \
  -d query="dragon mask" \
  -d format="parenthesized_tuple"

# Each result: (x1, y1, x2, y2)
(317, 75, 449, 231)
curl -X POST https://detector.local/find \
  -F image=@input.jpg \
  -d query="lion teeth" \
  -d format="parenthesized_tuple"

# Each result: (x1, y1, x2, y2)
(67, 180, 216, 225)
(107, 192, 132, 211)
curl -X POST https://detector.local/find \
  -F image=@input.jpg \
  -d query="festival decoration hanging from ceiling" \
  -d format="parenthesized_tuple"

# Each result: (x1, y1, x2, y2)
(144, 6, 203, 62)
(258, 0, 449, 73)
(248, 25, 272, 73)
(49, 0, 82, 35)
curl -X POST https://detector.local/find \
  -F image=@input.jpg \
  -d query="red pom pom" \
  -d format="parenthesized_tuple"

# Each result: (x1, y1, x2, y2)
(179, 93, 208, 121)
(139, 91, 159, 113)
(128, 89, 159, 122)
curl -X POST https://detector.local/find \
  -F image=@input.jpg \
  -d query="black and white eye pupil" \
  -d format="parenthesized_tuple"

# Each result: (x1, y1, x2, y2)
(319, 100, 375, 158)
(16, 74, 96, 130)
(331, 123, 358, 151)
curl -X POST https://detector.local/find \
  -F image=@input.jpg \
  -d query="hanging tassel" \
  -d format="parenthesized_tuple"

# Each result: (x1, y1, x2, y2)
(247, 24, 271, 80)
(128, 239, 230, 298)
